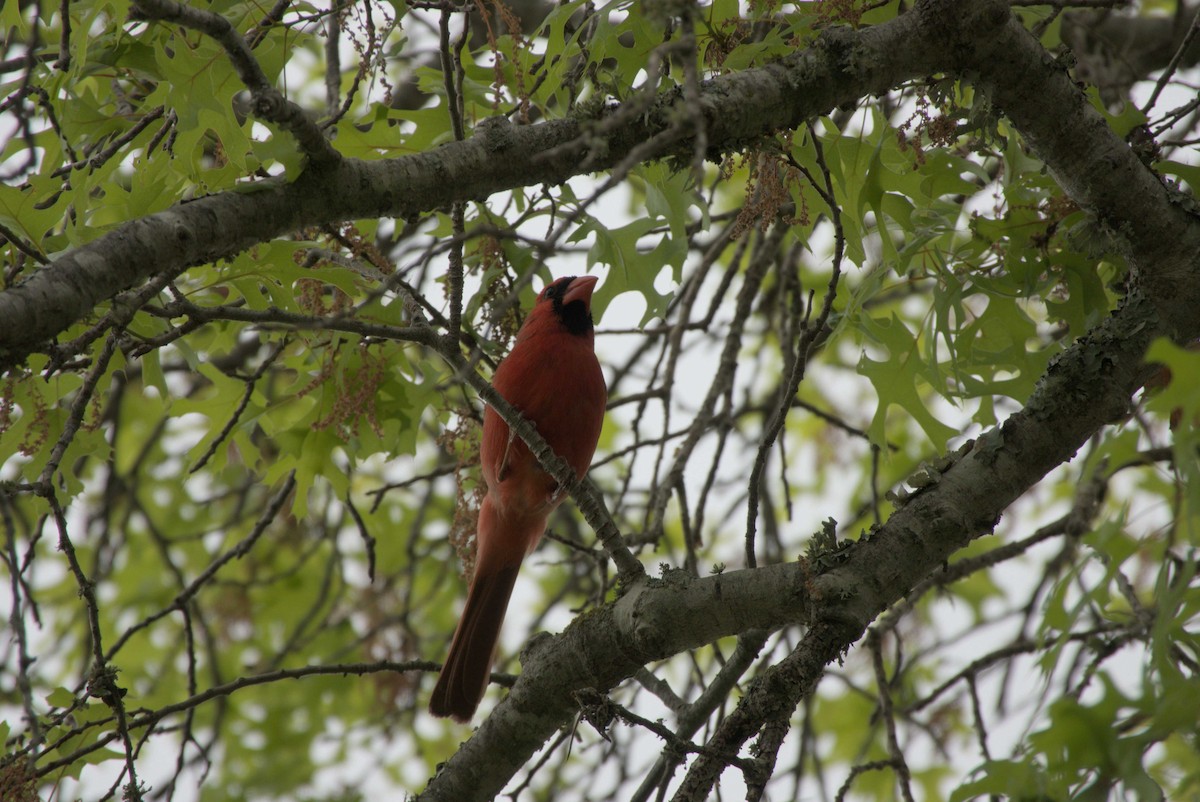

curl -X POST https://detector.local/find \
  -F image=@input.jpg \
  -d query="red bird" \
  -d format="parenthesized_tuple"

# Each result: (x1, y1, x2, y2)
(430, 275, 606, 722)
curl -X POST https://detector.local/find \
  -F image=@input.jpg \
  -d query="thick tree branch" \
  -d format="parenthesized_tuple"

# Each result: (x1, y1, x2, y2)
(129, 0, 341, 167)
(1064, 3, 1200, 104)
(6, 0, 1199, 796)
(673, 0, 1200, 790)
(419, 561, 814, 801)
(419, 292, 1161, 800)
(974, 1, 1200, 331)
(0, 0, 1001, 372)
(422, 0, 1200, 797)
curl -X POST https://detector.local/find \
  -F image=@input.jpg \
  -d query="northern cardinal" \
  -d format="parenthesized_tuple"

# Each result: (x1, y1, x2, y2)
(429, 275, 606, 722)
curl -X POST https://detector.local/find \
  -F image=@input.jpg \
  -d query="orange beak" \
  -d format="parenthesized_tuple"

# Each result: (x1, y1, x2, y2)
(563, 275, 599, 306)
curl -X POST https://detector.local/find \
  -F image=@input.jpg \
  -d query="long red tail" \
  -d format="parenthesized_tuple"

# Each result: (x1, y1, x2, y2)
(428, 563, 521, 722)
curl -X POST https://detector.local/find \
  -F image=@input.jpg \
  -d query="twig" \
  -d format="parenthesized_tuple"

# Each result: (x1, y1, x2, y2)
(834, 759, 901, 802)
(55, 0, 71, 70)
(345, 493, 377, 582)
(906, 625, 1123, 714)
(671, 620, 847, 801)
(2, 496, 43, 748)
(130, 0, 340, 167)
(189, 338, 287, 473)
(647, 221, 781, 546)
(1141, 3, 1200, 116)
(38, 333, 120, 487)
(246, 0, 294, 49)
(0, 221, 48, 268)
(51, 105, 166, 178)
(745, 132, 844, 565)
(323, 3, 341, 116)
(44, 492, 144, 800)
(101, 472, 298, 663)
(439, 345, 645, 583)
(149, 298, 440, 346)
(868, 631, 915, 802)
(34, 657, 435, 779)
(574, 689, 758, 773)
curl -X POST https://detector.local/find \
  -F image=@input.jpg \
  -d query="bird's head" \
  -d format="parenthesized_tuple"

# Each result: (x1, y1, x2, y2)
(534, 275, 599, 337)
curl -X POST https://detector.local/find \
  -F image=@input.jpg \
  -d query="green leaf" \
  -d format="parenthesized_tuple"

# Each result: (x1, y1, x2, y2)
(1145, 339, 1200, 427)
(1158, 159, 1200, 194)
(46, 686, 77, 708)
(1086, 86, 1148, 138)
(580, 217, 672, 324)
(856, 312, 959, 446)
(950, 759, 1056, 801)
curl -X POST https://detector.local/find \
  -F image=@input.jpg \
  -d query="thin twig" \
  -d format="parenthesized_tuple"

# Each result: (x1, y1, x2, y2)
(101, 472, 298, 662)
(130, 0, 340, 167)
(868, 631, 915, 802)
(2, 496, 43, 748)
(33, 657, 434, 778)
(440, 344, 645, 582)
(38, 333, 120, 487)
(1141, 3, 1200, 116)
(44, 491, 144, 800)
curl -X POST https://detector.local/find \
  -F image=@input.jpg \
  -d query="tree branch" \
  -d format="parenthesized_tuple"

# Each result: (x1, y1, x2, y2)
(438, 343, 645, 582)
(0, 0, 1004, 372)
(971, 0, 1200, 332)
(424, 0, 1200, 795)
(419, 561, 814, 801)
(129, 0, 341, 167)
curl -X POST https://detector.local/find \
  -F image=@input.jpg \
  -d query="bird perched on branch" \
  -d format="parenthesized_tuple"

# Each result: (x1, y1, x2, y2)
(430, 275, 606, 722)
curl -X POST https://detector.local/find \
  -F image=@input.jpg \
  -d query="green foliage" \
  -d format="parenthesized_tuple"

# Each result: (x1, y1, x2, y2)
(1144, 339, 1200, 528)
(1, 0, 1197, 800)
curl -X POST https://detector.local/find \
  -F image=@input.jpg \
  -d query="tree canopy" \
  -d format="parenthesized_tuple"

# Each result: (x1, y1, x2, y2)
(2, 0, 1200, 800)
